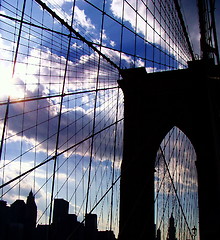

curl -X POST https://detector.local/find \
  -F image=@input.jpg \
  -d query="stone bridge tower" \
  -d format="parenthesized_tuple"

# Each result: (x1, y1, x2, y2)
(118, 60, 220, 240)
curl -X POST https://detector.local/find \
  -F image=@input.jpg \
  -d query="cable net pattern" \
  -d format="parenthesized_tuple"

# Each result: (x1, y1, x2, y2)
(0, 0, 197, 238)
(155, 127, 199, 240)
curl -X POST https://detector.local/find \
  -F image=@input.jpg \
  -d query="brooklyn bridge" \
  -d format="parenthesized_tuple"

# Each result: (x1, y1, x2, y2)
(0, 0, 219, 240)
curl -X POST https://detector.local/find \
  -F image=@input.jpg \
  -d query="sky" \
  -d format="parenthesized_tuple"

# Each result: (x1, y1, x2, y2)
(0, 0, 218, 236)
(180, 0, 220, 59)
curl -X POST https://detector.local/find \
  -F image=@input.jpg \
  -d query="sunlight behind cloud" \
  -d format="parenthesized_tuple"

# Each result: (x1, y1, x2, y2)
(0, 66, 24, 99)
(0, 0, 201, 237)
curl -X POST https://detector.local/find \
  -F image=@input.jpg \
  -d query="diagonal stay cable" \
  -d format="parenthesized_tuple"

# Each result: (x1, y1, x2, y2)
(159, 145, 194, 239)
(0, 11, 176, 70)
(157, 133, 185, 230)
(0, 0, 27, 162)
(0, 118, 124, 190)
(0, 86, 119, 106)
(154, 127, 178, 203)
(0, 102, 94, 171)
(173, 0, 195, 60)
(34, 0, 120, 71)
(65, 174, 121, 240)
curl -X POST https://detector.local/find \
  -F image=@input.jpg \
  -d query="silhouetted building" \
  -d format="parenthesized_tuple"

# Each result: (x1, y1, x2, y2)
(9, 199, 26, 240)
(85, 214, 98, 240)
(167, 214, 177, 240)
(66, 215, 85, 240)
(97, 230, 116, 240)
(10, 199, 26, 224)
(36, 224, 50, 240)
(53, 198, 69, 224)
(0, 195, 116, 240)
(155, 228, 161, 240)
(0, 191, 37, 240)
(51, 198, 70, 240)
(50, 199, 86, 240)
(0, 200, 10, 239)
(84, 215, 116, 240)
(25, 190, 37, 227)
(24, 190, 37, 240)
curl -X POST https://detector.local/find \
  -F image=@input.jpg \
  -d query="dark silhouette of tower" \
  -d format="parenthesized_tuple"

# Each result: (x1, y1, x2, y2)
(24, 190, 37, 240)
(97, 230, 116, 240)
(167, 214, 177, 240)
(156, 228, 161, 240)
(85, 214, 98, 240)
(0, 194, 116, 240)
(25, 190, 37, 227)
(9, 199, 26, 240)
(0, 200, 10, 239)
(118, 61, 220, 240)
(51, 198, 69, 240)
(10, 199, 26, 224)
(53, 198, 69, 224)
(0, 190, 38, 240)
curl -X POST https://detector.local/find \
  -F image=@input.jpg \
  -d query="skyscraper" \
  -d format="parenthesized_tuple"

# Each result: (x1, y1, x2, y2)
(53, 198, 69, 224)
(51, 199, 69, 240)
(24, 190, 37, 240)
(167, 214, 177, 240)
(85, 214, 98, 240)
(25, 190, 37, 228)
(0, 200, 10, 239)
(156, 228, 161, 240)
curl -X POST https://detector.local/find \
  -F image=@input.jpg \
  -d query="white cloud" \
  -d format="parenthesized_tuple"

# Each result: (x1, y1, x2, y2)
(74, 6, 95, 30)
(0, 35, 24, 99)
(44, 0, 95, 30)
(0, 158, 77, 224)
(155, 127, 198, 197)
(110, 0, 163, 44)
(110, 40, 116, 47)
(0, 44, 122, 164)
(110, 0, 191, 64)
(11, 46, 119, 97)
(100, 47, 133, 66)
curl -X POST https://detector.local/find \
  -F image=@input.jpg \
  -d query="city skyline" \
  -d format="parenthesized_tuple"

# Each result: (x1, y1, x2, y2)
(0, 190, 117, 240)
(0, 0, 217, 239)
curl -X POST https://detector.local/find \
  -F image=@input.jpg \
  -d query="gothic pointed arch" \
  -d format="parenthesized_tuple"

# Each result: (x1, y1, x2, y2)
(154, 126, 199, 240)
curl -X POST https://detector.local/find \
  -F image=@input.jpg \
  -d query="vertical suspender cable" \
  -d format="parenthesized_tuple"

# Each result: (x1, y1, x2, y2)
(0, 0, 27, 162)
(0, 0, 27, 198)
(209, 0, 220, 64)
(119, 0, 125, 69)
(144, 0, 148, 68)
(110, 88, 120, 230)
(173, 0, 195, 61)
(85, 0, 106, 216)
(134, 0, 138, 66)
(48, 0, 76, 225)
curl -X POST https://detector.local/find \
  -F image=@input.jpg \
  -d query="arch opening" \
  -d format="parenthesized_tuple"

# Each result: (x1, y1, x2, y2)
(154, 126, 199, 240)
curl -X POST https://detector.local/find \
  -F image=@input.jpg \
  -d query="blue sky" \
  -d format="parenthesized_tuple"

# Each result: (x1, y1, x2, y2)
(0, 0, 218, 236)
(180, 0, 220, 58)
